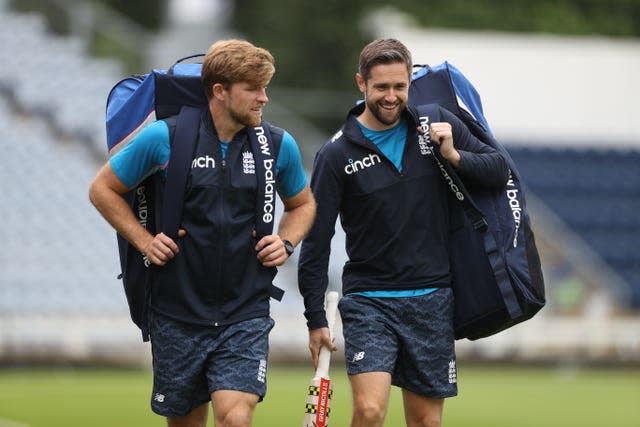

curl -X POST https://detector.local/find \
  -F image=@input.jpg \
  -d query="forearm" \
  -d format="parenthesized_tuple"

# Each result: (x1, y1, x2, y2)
(277, 187, 316, 246)
(298, 216, 335, 330)
(88, 166, 153, 253)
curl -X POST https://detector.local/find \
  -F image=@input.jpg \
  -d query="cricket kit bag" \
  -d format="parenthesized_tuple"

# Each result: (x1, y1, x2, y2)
(409, 62, 546, 340)
(105, 55, 282, 340)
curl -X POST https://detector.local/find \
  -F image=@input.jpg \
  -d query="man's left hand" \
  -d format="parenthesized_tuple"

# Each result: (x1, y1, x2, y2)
(255, 234, 289, 267)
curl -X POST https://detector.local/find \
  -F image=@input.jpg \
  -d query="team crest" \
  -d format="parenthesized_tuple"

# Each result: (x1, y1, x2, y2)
(243, 151, 256, 174)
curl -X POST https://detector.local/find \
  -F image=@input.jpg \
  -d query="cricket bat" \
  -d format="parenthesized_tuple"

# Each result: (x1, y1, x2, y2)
(303, 291, 339, 427)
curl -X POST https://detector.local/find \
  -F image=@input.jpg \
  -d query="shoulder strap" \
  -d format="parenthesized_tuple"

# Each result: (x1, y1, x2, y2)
(410, 104, 488, 232)
(411, 104, 521, 319)
(247, 122, 277, 240)
(161, 105, 201, 237)
(246, 122, 285, 302)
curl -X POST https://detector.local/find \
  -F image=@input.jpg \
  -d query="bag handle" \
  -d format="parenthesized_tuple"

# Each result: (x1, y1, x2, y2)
(413, 64, 433, 72)
(168, 53, 205, 74)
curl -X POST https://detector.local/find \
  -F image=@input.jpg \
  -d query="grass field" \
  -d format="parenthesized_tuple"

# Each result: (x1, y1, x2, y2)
(0, 364, 638, 426)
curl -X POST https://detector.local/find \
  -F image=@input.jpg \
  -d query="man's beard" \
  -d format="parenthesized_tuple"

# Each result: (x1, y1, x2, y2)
(367, 99, 404, 127)
(229, 105, 262, 128)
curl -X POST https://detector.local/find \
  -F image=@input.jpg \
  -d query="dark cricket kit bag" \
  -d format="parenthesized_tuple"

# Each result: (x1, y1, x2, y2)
(409, 62, 546, 340)
(105, 55, 281, 340)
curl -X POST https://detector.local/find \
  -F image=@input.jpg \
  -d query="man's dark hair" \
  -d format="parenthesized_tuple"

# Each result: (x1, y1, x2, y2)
(358, 38, 412, 80)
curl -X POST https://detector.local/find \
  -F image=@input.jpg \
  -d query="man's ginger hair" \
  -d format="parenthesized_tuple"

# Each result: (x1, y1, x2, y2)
(202, 39, 275, 99)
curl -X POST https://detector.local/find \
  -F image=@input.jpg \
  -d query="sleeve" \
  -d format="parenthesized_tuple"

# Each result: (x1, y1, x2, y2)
(109, 120, 171, 188)
(440, 107, 510, 189)
(275, 130, 308, 198)
(298, 148, 343, 330)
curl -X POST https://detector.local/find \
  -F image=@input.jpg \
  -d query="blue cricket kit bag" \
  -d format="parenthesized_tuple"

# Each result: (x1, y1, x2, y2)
(409, 62, 546, 340)
(105, 55, 281, 340)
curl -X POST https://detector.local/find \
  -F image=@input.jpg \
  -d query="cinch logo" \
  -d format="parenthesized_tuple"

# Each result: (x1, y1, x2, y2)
(344, 153, 382, 175)
(191, 155, 215, 169)
(506, 170, 521, 248)
(263, 158, 275, 223)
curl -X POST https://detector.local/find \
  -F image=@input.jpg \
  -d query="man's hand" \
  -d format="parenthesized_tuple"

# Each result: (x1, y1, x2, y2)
(429, 122, 461, 167)
(309, 327, 337, 370)
(143, 229, 186, 266)
(255, 234, 289, 267)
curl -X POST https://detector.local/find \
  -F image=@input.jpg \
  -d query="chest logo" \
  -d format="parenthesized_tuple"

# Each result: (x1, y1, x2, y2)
(242, 151, 256, 174)
(191, 155, 216, 169)
(344, 153, 382, 175)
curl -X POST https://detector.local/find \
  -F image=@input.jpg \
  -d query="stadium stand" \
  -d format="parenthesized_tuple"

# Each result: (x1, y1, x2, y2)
(0, 95, 123, 315)
(0, 7, 121, 158)
(508, 146, 640, 308)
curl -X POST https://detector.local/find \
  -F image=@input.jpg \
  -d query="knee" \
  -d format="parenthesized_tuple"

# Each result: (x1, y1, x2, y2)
(353, 399, 387, 425)
(408, 414, 442, 427)
(215, 406, 252, 427)
(426, 417, 442, 427)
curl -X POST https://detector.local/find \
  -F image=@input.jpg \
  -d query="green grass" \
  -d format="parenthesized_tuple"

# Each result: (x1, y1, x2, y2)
(0, 364, 638, 426)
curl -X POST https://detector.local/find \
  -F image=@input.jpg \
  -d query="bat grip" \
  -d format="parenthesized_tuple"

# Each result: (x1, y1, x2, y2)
(315, 291, 339, 378)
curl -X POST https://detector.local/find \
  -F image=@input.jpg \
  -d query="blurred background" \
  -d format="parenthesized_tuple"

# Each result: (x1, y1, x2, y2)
(1, 0, 639, 371)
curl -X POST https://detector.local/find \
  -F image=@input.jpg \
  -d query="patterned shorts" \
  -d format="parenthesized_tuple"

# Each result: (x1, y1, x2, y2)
(339, 288, 458, 398)
(149, 311, 274, 417)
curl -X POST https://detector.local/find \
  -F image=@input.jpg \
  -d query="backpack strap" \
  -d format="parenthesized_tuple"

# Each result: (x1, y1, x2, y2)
(247, 122, 285, 302)
(410, 104, 521, 319)
(247, 122, 276, 240)
(409, 104, 487, 232)
(161, 105, 202, 237)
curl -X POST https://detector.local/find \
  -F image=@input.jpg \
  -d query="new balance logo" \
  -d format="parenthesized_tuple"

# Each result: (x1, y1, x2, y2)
(254, 126, 271, 155)
(344, 154, 381, 175)
(506, 170, 521, 248)
(418, 115, 432, 156)
(191, 155, 216, 169)
(352, 351, 365, 362)
(153, 393, 165, 403)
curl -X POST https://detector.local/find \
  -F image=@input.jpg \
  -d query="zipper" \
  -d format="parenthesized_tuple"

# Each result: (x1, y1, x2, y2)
(214, 142, 226, 326)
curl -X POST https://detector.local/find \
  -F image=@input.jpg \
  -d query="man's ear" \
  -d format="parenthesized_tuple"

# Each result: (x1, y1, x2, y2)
(212, 83, 226, 101)
(355, 73, 366, 94)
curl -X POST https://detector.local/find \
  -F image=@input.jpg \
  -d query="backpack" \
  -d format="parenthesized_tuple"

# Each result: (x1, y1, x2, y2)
(408, 61, 546, 340)
(105, 55, 283, 341)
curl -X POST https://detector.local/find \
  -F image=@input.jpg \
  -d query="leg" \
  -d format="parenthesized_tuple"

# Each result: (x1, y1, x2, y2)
(166, 402, 209, 427)
(349, 371, 392, 427)
(149, 312, 212, 421)
(211, 390, 259, 427)
(402, 389, 444, 427)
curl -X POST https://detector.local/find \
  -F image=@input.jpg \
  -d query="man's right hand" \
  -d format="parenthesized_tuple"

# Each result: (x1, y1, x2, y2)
(143, 229, 187, 266)
(308, 326, 337, 370)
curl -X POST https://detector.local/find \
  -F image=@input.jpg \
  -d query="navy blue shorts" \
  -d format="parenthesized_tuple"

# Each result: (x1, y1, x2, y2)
(338, 288, 458, 398)
(149, 311, 274, 417)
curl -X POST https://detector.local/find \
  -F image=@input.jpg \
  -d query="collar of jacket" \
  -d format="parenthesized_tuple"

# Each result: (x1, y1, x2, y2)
(342, 102, 419, 147)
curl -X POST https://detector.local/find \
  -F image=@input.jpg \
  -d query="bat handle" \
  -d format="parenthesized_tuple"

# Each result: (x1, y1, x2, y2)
(315, 291, 339, 377)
